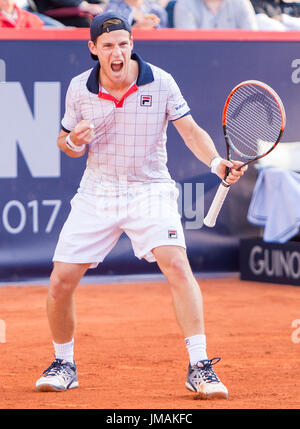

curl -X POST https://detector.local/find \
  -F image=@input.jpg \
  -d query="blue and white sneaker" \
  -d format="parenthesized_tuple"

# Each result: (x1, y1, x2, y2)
(36, 359, 79, 392)
(185, 357, 228, 399)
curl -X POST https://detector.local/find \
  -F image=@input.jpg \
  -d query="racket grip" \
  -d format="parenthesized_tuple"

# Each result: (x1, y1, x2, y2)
(203, 181, 231, 227)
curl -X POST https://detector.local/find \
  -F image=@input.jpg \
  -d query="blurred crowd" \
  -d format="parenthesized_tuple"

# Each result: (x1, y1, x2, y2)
(1, 0, 300, 31)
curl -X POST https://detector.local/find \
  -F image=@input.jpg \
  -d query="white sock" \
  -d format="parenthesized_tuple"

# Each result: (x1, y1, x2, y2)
(53, 339, 74, 364)
(185, 334, 208, 366)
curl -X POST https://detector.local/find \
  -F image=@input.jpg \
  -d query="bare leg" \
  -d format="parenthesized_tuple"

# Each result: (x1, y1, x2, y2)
(47, 261, 90, 343)
(35, 262, 90, 391)
(152, 246, 205, 337)
(153, 246, 229, 399)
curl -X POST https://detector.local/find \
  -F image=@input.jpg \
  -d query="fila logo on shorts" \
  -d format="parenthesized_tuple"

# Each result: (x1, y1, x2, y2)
(140, 95, 152, 106)
(168, 229, 177, 239)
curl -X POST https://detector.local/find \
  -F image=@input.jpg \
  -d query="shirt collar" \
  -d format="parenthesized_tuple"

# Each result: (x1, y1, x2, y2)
(86, 52, 154, 94)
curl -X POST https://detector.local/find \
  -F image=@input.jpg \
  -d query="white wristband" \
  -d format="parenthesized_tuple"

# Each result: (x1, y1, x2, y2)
(210, 156, 222, 175)
(65, 134, 85, 152)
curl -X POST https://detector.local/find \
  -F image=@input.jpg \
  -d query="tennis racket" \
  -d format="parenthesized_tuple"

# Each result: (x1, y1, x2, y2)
(203, 80, 286, 228)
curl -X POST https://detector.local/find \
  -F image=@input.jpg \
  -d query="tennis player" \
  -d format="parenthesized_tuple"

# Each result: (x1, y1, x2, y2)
(35, 12, 246, 399)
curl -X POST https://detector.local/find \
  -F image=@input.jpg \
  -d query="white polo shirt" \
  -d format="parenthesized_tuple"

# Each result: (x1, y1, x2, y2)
(61, 53, 190, 195)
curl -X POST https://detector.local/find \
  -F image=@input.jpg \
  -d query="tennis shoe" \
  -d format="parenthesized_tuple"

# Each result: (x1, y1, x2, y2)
(36, 358, 78, 392)
(185, 357, 228, 399)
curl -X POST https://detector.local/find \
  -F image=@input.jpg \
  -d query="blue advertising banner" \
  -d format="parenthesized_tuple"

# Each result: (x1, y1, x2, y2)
(240, 238, 300, 286)
(1, 31, 300, 281)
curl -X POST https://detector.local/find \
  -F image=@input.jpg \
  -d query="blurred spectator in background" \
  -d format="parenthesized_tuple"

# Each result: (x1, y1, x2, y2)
(250, 0, 300, 30)
(0, 0, 44, 26)
(105, 0, 168, 28)
(280, 0, 300, 17)
(26, 0, 105, 27)
(16, 0, 66, 25)
(163, 0, 176, 27)
(173, 0, 258, 29)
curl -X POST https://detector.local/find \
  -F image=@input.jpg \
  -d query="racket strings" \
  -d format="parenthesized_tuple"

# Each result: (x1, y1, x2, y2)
(229, 90, 281, 141)
(229, 97, 281, 154)
(226, 84, 282, 158)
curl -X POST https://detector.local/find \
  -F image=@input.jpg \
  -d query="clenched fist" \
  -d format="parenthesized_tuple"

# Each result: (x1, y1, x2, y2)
(70, 120, 95, 147)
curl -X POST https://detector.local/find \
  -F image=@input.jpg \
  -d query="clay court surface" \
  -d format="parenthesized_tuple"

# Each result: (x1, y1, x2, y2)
(0, 277, 299, 410)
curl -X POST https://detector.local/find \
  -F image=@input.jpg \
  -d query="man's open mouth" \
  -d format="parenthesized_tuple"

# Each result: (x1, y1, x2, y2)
(111, 60, 123, 72)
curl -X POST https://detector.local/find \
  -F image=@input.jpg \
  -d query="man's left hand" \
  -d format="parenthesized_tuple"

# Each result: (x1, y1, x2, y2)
(216, 159, 248, 184)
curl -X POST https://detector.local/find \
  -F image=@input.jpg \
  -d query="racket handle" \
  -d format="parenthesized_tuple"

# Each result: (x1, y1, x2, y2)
(203, 181, 231, 227)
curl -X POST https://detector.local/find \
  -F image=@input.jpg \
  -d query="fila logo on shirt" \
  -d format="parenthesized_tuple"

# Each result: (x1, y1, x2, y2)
(140, 95, 152, 107)
(168, 229, 177, 239)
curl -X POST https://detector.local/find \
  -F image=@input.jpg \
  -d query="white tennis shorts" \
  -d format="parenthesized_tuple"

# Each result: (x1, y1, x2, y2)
(53, 182, 186, 268)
